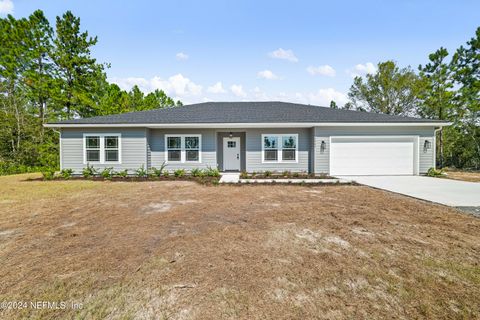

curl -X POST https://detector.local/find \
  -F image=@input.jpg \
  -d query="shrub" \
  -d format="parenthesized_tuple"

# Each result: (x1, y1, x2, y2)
(282, 170, 291, 177)
(116, 169, 129, 178)
(292, 172, 300, 178)
(60, 169, 74, 180)
(82, 164, 97, 178)
(205, 166, 220, 177)
(135, 165, 148, 178)
(251, 171, 257, 177)
(427, 167, 444, 177)
(41, 169, 56, 180)
(240, 171, 248, 179)
(100, 167, 114, 180)
(162, 170, 170, 178)
(264, 170, 272, 177)
(174, 169, 186, 177)
(151, 161, 167, 177)
(191, 168, 205, 177)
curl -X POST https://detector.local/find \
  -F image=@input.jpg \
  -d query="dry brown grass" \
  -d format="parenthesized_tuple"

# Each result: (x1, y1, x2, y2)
(0, 173, 479, 319)
(443, 169, 480, 183)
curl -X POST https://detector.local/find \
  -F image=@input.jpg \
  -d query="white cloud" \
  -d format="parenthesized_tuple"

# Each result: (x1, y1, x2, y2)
(110, 73, 202, 97)
(230, 84, 246, 97)
(269, 48, 298, 62)
(348, 62, 377, 78)
(306, 65, 336, 77)
(0, 0, 14, 14)
(304, 88, 348, 106)
(249, 86, 347, 107)
(257, 70, 280, 80)
(175, 52, 189, 61)
(207, 81, 226, 94)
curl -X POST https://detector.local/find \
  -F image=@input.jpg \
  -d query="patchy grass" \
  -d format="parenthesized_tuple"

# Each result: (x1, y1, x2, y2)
(443, 168, 480, 183)
(0, 173, 479, 319)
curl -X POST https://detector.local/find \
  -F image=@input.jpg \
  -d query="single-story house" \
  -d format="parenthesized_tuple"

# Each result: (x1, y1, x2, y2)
(45, 101, 449, 176)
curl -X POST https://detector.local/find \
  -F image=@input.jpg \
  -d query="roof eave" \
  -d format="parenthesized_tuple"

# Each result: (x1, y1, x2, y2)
(44, 122, 451, 128)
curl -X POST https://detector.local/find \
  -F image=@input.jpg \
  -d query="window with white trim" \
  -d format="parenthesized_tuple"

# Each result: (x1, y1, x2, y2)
(84, 133, 121, 164)
(165, 134, 201, 163)
(262, 134, 298, 163)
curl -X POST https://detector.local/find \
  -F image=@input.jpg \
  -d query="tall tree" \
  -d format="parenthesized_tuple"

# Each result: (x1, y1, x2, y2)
(418, 47, 455, 167)
(53, 11, 106, 119)
(346, 61, 423, 116)
(24, 10, 55, 138)
(450, 27, 480, 168)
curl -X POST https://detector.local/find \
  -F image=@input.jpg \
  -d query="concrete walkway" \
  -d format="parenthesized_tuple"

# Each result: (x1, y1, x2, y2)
(219, 172, 240, 183)
(343, 175, 480, 207)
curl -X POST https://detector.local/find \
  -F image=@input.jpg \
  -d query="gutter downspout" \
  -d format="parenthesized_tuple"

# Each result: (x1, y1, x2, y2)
(434, 127, 442, 169)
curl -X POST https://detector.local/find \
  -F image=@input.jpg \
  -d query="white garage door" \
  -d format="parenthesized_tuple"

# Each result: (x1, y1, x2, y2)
(330, 137, 416, 176)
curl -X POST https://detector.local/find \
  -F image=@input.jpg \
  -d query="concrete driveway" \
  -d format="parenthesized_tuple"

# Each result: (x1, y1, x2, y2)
(343, 176, 480, 207)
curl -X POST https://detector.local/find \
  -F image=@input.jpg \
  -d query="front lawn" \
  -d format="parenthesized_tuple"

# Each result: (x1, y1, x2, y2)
(0, 174, 479, 319)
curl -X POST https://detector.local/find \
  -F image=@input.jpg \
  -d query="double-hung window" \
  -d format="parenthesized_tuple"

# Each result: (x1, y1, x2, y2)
(165, 134, 201, 163)
(262, 134, 298, 163)
(84, 133, 121, 164)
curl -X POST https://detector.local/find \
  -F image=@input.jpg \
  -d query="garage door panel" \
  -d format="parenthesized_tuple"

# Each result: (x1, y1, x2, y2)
(330, 137, 415, 176)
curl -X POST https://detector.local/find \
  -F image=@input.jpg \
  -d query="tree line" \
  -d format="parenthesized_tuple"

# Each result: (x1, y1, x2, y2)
(0, 10, 181, 174)
(337, 27, 479, 169)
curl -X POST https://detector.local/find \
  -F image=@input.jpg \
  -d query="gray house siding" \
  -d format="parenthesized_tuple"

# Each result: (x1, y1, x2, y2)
(314, 126, 436, 175)
(60, 128, 147, 173)
(245, 128, 311, 173)
(148, 129, 217, 171)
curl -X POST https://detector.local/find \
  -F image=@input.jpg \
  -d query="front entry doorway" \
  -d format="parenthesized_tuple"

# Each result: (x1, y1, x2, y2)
(223, 137, 241, 171)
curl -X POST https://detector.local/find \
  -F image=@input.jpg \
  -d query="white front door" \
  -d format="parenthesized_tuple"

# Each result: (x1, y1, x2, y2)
(223, 137, 241, 171)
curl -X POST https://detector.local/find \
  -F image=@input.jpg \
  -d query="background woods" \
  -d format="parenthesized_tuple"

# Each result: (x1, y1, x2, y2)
(345, 28, 479, 169)
(0, 10, 181, 174)
(0, 9, 478, 173)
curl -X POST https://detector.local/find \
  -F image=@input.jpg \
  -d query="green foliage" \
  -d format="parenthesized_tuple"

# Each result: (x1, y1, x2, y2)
(150, 162, 167, 177)
(82, 163, 97, 178)
(427, 167, 444, 177)
(191, 168, 205, 177)
(135, 165, 148, 178)
(347, 61, 423, 116)
(100, 167, 114, 180)
(41, 169, 56, 180)
(240, 171, 248, 179)
(282, 170, 291, 177)
(0, 10, 181, 175)
(0, 162, 48, 175)
(264, 170, 272, 177)
(60, 168, 73, 179)
(174, 169, 186, 177)
(116, 169, 129, 178)
(162, 170, 170, 178)
(205, 166, 220, 177)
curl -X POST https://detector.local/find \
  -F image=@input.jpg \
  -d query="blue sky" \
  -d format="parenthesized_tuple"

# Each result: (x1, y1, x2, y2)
(2, 0, 479, 105)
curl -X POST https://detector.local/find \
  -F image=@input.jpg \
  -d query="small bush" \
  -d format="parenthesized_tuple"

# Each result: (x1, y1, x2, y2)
(41, 169, 56, 180)
(135, 165, 148, 178)
(427, 167, 444, 177)
(60, 168, 74, 179)
(191, 168, 205, 177)
(162, 170, 170, 178)
(264, 170, 272, 177)
(292, 172, 300, 178)
(205, 166, 220, 177)
(282, 170, 291, 177)
(251, 171, 257, 177)
(174, 169, 186, 177)
(240, 171, 248, 179)
(151, 162, 167, 177)
(100, 167, 114, 180)
(116, 169, 129, 178)
(82, 164, 97, 178)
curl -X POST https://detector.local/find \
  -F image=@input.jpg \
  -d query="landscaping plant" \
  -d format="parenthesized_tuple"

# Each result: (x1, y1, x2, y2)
(427, 167, 444, 177)
(135, 165, 148, 178)
(41, 169, 56, 180)
(174, 169, 186, 177)
(60, 169, 74, 179)
(116, 169, 129, 178)
(205, 166, 220, 177)
(82, 164, 97, 178)
(100, 167, 114, 180)
(191, 168, 205, 177)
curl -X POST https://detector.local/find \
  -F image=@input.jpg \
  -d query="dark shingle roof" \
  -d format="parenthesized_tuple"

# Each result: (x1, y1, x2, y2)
(49, 101, 445, 124)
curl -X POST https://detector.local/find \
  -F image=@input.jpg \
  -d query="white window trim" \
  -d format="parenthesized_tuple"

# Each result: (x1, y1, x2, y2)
(83, 133, 122, 164)
(164, 134, 202, 163)
(261, 134, 299, 164)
